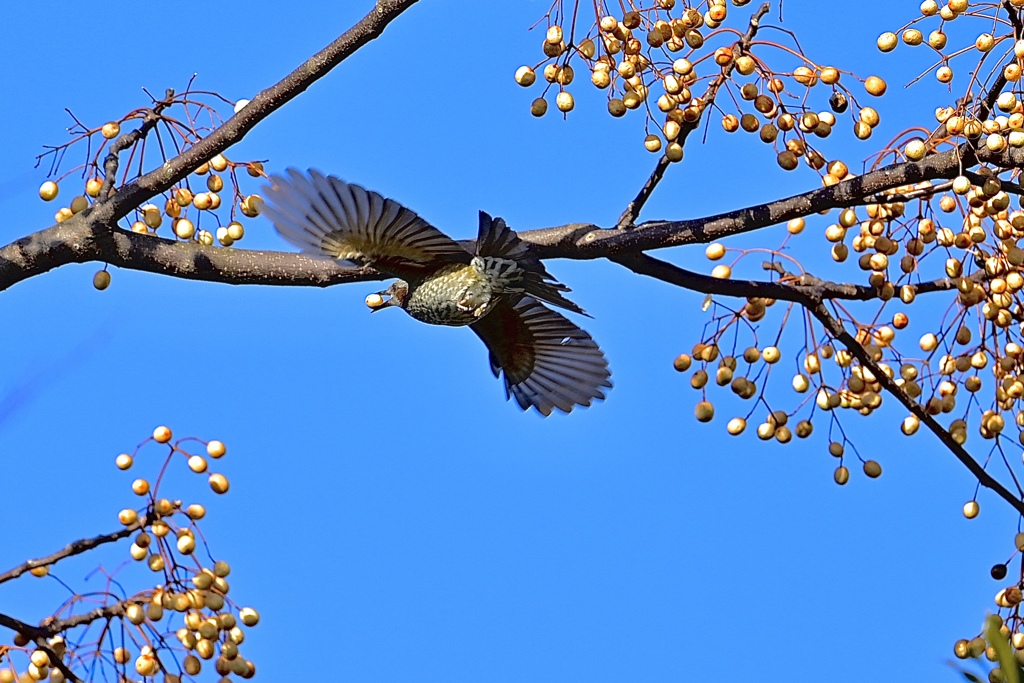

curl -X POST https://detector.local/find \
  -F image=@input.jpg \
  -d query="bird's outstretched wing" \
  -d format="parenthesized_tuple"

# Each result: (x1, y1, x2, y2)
(263, 169, 469, 276)
(470, 295, 611, 416)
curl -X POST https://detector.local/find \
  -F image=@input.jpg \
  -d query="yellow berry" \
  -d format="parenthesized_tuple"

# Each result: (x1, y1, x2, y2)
(116, 453, 133, 470)
(865, 76, 887, 96)
(153, 426, 172, 443)
(207, 440, 226, 458)
(209, 473, 230, 494)
(39, 181, 59, 201)
(118, 509, 138, 525)
(101, 121, 121, 139)
(515, 66, 536, 86)
(93, 270, 111, 290)
(239, 607, 260, 626)
(555, 91, 574, 112)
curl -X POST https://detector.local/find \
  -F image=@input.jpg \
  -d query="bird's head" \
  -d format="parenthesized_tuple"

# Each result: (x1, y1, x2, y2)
(365, 280, 409, 312)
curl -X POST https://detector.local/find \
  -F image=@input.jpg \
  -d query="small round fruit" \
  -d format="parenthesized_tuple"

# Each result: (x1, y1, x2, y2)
(673, 354, 692, 372)
(188, 456, 208, 473)
(93, 270, 111, 290)
(187, 503, 206, 519)
(992, 563, 1009, 580)
(963, 500, 980, 518)
(863, 460, 882, 478)
(101, 122, 121, 139)
(705, 243, 726, 260)
(207, 440, 226, 458)
(515, 66, 536, 86)
(834, 466, 850, 485)
(877, 32, 897, 52)
(153, 426, 172, 443)
(210, 154, 229, 172)
(762, 346, 781, 363)
(865, 76, 887, 96)
(173, 219, 194, 240)
(39, 181, 59, 201)
(209, 473, 230, 494)
(239, 607, 260, 626)
(177, 535, 196, 554)
(119, 508, 138, 525)
(726, 418, 746, 435)
(132, 479, 150, 496)
(116, 453, 133, 470)
(555, 92, 574, 112)
(530, 98, 548, 117)
(695, 401, 715, 422)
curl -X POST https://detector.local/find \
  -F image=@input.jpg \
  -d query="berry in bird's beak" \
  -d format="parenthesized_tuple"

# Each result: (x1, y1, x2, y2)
(365, 292, 389, 311)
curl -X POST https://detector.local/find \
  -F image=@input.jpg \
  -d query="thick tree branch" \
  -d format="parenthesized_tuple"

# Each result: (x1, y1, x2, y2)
(4, 140, 1024, 293)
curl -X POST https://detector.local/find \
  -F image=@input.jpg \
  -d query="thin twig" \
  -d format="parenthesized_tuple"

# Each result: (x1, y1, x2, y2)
(616, 2, 772, 229)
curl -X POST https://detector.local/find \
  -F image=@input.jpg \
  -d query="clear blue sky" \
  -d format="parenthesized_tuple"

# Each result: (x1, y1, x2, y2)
(0, 1, 1013, 681)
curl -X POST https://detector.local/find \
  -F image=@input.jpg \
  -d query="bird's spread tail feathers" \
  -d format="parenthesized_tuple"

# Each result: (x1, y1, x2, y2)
(475, 212, 589, 317)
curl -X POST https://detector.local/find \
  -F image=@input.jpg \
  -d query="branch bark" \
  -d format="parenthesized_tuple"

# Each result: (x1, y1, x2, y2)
(5, 143, 1018, 294)
(0, 510, 162, 585)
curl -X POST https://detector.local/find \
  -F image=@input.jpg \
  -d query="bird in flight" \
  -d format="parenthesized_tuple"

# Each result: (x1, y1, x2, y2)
(262, 169, 611, 416)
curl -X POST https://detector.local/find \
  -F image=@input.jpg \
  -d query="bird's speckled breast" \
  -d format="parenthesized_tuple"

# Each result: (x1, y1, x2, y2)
(405, 264, 499, 326)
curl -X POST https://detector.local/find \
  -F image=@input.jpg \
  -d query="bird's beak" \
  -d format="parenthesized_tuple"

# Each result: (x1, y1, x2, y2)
(365, 291, 392, 312)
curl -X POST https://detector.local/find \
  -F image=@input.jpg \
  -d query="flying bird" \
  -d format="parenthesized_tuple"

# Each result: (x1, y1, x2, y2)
(262, 169, 611, 416)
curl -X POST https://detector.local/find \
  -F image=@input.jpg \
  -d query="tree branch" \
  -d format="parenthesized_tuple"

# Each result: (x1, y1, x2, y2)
(0, 597, 145, 641)
(0, 510, 161, 585)
(4, 138, 1024, 293)
(807, 301, 1024, 517)
(87, 0, 421, 228)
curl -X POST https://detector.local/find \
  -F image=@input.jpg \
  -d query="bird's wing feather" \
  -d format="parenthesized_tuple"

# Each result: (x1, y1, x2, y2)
(263, 169, 470, 275)
(470, 295, 611, 416)
(475, 212, 589, 317)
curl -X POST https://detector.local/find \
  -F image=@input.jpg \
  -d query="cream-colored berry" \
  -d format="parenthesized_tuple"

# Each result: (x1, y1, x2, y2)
(101, 121, 121, 139)
(39, 181, 59, 201)
(209, 473, 230, 494)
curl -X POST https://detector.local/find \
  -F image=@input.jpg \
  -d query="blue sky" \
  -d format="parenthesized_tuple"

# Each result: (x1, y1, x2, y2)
(0, 1, 1015, 681)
